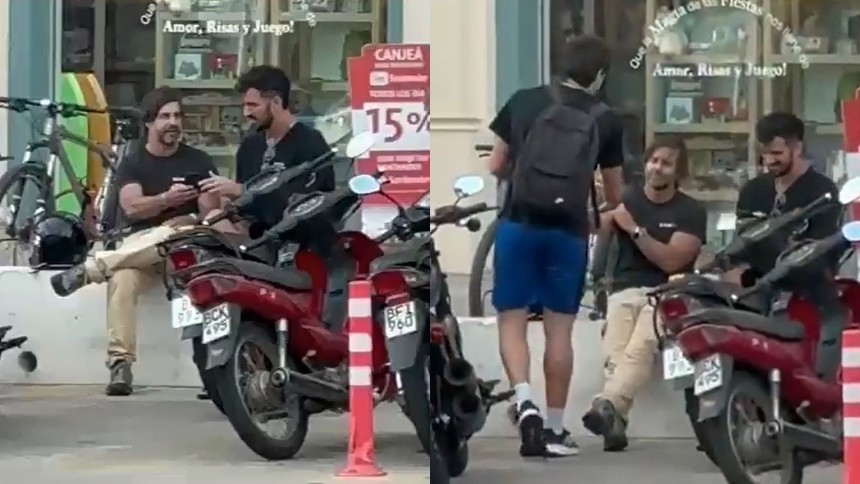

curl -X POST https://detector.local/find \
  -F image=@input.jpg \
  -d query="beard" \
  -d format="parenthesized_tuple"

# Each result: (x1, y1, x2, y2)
(646, 172, 672, 191)
(765, 160, 792, 178)
(158, 127, 181, 146)
(251, 106, 274, 130)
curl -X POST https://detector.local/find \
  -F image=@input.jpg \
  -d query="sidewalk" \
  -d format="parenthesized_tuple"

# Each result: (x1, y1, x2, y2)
(0, 385, 428, 484)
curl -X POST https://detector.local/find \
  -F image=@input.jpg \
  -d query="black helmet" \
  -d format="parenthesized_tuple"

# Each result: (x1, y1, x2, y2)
(29, 212, 89, 267)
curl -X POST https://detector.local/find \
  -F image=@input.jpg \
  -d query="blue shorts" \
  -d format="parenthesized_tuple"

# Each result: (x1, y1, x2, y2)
(492, 219, 589, 315)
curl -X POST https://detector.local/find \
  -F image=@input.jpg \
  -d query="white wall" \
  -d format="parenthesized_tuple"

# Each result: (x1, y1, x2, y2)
(429, 0, 497, 273)
(402, 0, 429, 43)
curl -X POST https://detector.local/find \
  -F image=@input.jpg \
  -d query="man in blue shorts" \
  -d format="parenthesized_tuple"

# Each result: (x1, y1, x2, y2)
(487, 34, 624, 458)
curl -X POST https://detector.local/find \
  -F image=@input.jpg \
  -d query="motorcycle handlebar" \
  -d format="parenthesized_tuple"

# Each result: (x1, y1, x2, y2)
(431, 203, 491, 225)
(201, 209, 231, 227)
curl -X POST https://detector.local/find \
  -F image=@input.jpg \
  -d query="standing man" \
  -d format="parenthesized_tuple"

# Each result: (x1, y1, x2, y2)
(49, 86, 222, 396)
(487, 34, 625, 457)
(581, 138, 706, 451)
(199, 65, 335, 234)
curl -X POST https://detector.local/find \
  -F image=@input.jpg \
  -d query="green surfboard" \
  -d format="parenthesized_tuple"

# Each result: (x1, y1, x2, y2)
(57, 73, 89, 214)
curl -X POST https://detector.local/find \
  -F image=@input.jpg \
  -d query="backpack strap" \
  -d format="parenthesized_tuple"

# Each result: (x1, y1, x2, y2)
(586, 101, 610, 230)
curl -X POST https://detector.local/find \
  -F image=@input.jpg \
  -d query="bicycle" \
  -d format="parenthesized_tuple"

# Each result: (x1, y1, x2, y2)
(466, 144, 603, 319)
(0, 97, 141, 264)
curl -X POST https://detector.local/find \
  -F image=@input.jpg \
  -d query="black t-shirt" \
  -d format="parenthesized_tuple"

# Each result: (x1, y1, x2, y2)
(612, 187, 707, 292)
(489, 85, 625, 236)
(115, 143, 217, 232)
(235, 122, 335, 235)
(736, 169, 840, 277)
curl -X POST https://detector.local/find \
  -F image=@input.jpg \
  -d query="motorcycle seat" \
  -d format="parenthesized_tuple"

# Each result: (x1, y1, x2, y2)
(682, 307, 805, 341)
(202, 258, 312, 291)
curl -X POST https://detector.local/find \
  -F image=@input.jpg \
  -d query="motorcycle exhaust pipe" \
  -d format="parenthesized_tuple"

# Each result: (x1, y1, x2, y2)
(444, 358, 477, 391)
(451, 391, 487, 437)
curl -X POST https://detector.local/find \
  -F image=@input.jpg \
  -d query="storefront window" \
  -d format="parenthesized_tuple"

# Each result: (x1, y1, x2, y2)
(61, 0, 387, 182)
(765, 0, 860, 178)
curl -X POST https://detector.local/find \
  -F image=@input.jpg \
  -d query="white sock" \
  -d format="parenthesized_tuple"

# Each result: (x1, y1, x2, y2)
(545, 407, 565, 434)
(513, 383, 532, 405)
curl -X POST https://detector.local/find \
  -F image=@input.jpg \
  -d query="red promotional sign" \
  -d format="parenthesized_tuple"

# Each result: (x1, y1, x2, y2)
(347, 44, 430, 206)
(843, 88, 860, 153)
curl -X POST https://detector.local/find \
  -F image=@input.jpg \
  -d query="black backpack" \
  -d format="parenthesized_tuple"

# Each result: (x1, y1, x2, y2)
(510, 85, 606, 227)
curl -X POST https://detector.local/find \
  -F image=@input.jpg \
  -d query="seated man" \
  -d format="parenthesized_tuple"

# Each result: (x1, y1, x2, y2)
(581, 137, 706, 452)
(49, 86, 224, 396)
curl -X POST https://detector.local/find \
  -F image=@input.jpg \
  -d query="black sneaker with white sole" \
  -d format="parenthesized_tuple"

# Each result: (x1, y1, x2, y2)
(543, 428, 580, 457)
(513, 400, 545, 457)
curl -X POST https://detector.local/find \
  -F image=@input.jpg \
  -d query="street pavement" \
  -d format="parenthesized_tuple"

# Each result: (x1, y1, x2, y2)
(0, 385, 843, 484)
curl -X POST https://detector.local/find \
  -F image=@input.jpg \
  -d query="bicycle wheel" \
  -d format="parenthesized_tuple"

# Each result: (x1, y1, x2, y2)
(0, 163, 52, 263)
(467, 217, 498, 317)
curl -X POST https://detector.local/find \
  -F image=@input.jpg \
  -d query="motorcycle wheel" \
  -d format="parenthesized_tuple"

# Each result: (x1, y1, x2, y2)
(683, 388, 717, 466)
(700, 371, 803, 484)
(467, 218, 498, 317)
(399, 359, 449, 484)
(191, 337, 225, 415)
(429, 344, 470, 477)
(213, 321, 309, 461)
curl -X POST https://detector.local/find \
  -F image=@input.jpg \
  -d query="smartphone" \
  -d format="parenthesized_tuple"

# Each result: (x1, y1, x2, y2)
(183, 173, 209, 188)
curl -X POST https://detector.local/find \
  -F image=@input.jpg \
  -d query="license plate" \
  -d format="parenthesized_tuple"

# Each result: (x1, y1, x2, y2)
(171, 295, 230, 343)
(662, 343, 695, 379)
(693, 354, 723, 396)
(171, 295, 203, 329)
(200, 304, 231, 344)
(384, 301, 418, 338)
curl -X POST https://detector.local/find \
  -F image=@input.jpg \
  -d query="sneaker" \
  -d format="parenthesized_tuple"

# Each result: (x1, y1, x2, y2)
(50, 265, 88, 297)
(543, 428, 580, 457)
(106, 360, 133, 396)
(513, 400, 545, 457)
(581, 397, 628, 452)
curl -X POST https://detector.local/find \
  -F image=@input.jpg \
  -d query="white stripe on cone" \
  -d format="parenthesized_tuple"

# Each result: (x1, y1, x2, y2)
(846, 417, 860, 438)
(349, 332, 373, 353)
(845, 383, 860, 404)
(348, 298, 372, 318)
(349, 366, 372, 387)
(844, 348, 860, 368)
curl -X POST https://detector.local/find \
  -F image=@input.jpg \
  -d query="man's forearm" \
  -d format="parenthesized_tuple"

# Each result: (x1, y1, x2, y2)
(634, 235, 691, 274)
(123, 194, 167, 221)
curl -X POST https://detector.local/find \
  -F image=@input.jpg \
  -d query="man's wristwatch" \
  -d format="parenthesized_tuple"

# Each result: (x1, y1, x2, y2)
(631, 226, 644, 239)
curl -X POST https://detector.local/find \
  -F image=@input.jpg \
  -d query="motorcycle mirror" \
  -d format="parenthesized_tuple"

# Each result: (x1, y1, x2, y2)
(453, 175, 485, 198)
(839, 176, 860, 204)
(841, 221, 860, 242)
(345, 132, 376, 158)
(348, 174, 382, 195)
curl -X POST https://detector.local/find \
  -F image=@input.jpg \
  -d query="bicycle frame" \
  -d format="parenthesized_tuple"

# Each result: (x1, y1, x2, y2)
(8, 116, 117, 234)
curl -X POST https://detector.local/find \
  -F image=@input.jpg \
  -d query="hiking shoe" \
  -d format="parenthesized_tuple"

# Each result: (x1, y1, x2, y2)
(543, 428, 580, 457)
(50, 265, 88, 297)
(581, 397, 628, 452)
(513, 400, 546, 457)
(106, 360, 133, 396)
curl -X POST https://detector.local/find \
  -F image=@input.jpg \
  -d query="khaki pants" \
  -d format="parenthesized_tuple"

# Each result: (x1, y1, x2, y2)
(83, 225, 193, 366)
(596, 286, 662, 418)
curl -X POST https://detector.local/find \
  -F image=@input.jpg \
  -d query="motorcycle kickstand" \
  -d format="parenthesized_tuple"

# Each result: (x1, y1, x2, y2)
(477, 379, 515, 410)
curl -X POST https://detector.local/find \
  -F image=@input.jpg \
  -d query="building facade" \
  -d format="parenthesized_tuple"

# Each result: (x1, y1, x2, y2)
(433, 0, 860, 272)
(1, 0, 411, 197)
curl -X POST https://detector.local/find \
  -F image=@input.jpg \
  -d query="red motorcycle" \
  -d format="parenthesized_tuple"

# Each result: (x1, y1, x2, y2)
(166, 134, 400, 460)
(654, 178, 860, 483)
